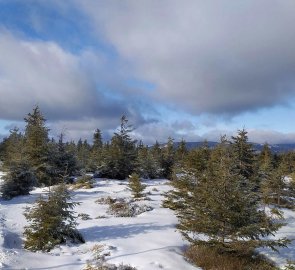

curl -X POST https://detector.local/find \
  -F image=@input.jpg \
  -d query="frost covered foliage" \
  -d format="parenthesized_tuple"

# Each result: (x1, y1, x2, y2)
(24, 183, 84, 251)
(0, 161, 36, 199)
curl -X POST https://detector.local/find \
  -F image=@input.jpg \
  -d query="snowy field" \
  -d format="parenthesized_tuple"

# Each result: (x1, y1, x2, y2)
(0, 173, 295, 270)
(0, 175, 200, 270)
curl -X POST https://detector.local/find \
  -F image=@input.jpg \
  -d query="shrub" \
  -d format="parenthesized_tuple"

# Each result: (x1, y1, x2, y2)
(184, 245, 278, 270)
(73, 175, 94, 189)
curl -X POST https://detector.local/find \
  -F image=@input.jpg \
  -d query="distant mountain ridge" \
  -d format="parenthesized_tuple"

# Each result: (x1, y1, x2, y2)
(167, 141, 295, 153)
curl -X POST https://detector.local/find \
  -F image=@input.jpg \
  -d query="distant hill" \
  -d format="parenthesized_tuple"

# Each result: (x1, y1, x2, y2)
(165, 141, 295, 153)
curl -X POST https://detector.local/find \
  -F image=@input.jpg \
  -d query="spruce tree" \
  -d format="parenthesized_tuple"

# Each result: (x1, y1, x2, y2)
(175, 139, 188, 168)
(89, 129, 103, 172)
(128, 173, 146, 198)
(2, 127, 24, 168)
(101, 116, 137, 180)
(0, 161, 36, 199)
(24, 183, 84, 251)
(136, 144, 160, 179)
(76, 139, 91, 171)
(0, 127, 36, 199)
(169, 136, 288, 253)
(48, 133, 78, 184)
(24, 106, 50, 185)
(231, 129, 256, 180)
(161, 137, 175, 179)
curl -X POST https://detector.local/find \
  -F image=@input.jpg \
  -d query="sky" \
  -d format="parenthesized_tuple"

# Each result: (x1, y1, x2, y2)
(0, 0, 295, 144)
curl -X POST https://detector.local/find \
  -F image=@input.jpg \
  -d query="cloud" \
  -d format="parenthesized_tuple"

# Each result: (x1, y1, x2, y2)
(132, 121, 201, 145)
(0, 30, 94, 120)
(0, 30, 155, 133)
(77, 0, 295, 116)
(247, 129, 295, 144)
(201, 128, 295, 144)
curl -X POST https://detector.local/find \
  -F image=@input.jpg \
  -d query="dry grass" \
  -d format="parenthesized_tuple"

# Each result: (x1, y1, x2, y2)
(184, 245, 278, 270)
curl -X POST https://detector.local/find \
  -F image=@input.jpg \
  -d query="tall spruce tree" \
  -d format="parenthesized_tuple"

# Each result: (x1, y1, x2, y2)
(24, 106, 50, 185)
(101, 115, 137, 180)
(168, 136, 288, 253)
(136, 144, 160, 179)
(89, 129, 103, 171)
(161, 137, 175, 179)
(48, 133, 78, 184)
(76, 139, 91, 171)
(231, 129, 256, 180)
(174, 139, 188, 169)
(1, 127, 24, 168)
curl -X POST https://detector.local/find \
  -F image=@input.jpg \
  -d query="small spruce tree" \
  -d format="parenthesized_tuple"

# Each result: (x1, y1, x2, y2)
(24, 183, 84, 251)
(128, 173, 146, 198)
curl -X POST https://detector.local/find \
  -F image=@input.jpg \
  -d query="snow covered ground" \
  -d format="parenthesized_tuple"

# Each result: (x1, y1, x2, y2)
(1, 173, 295, 269)
(0, 176, 200, 270)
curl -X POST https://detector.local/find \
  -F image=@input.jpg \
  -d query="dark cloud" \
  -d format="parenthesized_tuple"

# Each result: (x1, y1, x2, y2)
(78, 0, 295, 116)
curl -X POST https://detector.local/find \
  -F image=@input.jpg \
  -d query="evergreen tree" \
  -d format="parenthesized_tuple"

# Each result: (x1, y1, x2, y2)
(48, 133, 78, 184)
(1, 127, 24, 168)
(161, 137, 175, 179)
(89, 129, 103, 171)
(231, 129, 258, 189)
(169, 136, 288, 253)
(261, 160, 294, 207)
(175, 139, 188, 168)
(76, 139, 91, 171)
(101, 116, 137, 180)
(183, 141, 211, 175)
(128, 172, 146, 198)
(136, 144, 160, 179)
(23, 106, 50, 185)
(0, 161, 36, 199)
(24, 183, 84, 251)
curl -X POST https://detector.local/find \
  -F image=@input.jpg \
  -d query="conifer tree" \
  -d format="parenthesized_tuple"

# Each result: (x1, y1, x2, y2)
(76, 139, 91, 171)
(2, 127, 24, 168)
(169, 136, 288, 253)
(101, 116, 137, 180)
(24, 183, 84, 251)
(128, 173, 146, 198)
(23, 106, 50, 185)
(175, 139, 188, 168)
(136, 144, 160, 179)
(0, 126, 36, 199)
(89, 129, 103, 171)
(161, 137, 175, 179)
(0, 161, 36, 199)
(231, 129, 256, 180)
(48, 133, 78, 184)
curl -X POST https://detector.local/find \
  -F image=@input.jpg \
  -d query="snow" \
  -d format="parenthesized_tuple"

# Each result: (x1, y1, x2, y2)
(0, 177, 200, 270)
(259, 208, 295, 267)
(1, 173, 295, 269)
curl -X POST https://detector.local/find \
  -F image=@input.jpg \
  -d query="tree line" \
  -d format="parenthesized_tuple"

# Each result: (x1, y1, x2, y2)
(1, 106, 295, 263)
